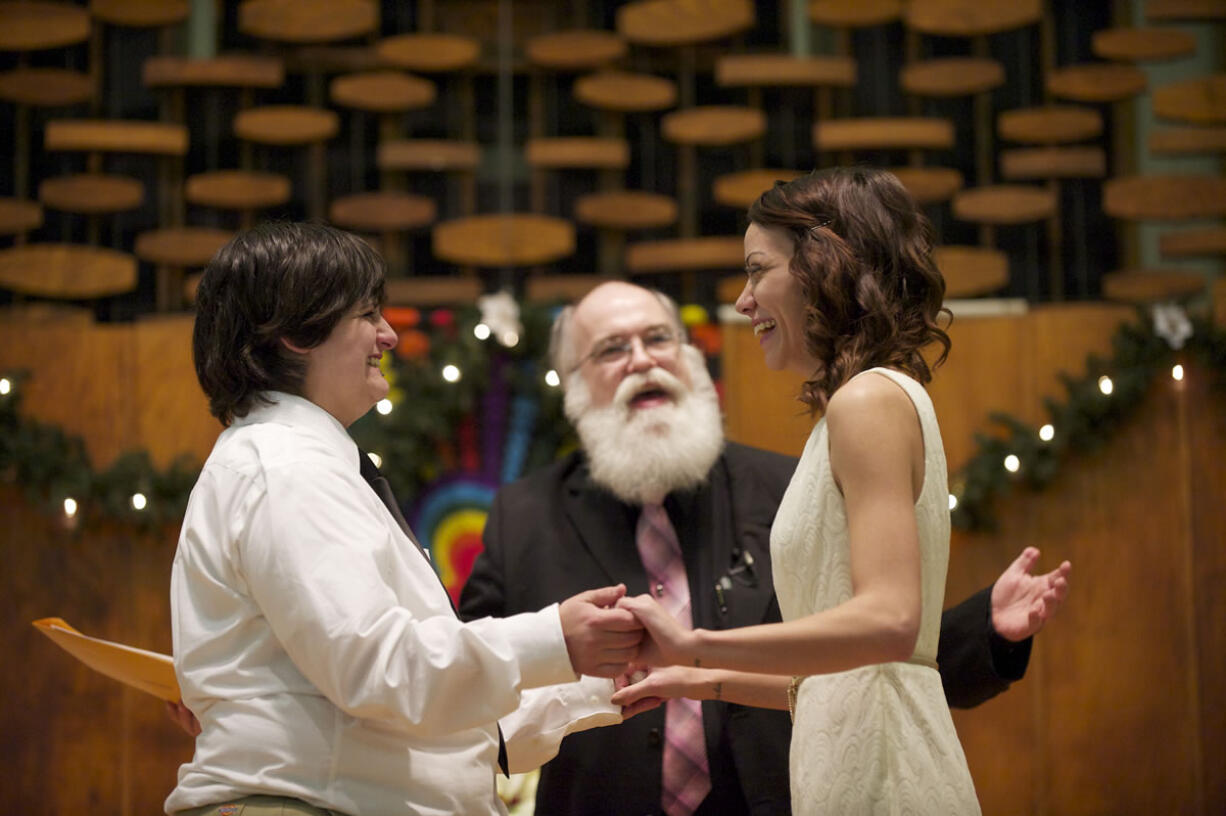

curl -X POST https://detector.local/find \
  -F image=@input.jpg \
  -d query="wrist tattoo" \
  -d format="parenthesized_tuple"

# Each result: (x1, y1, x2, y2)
(713, 681, 722, 701)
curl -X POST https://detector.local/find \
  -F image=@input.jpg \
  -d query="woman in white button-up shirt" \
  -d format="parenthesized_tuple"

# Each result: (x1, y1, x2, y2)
(166, 222, 640, 816)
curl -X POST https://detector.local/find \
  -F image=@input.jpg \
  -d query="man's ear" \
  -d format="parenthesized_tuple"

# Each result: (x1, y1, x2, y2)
(280, 336, 311, 355)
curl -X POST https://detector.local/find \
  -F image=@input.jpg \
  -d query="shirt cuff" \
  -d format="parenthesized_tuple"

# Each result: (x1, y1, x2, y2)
(500, 602, 579, 690)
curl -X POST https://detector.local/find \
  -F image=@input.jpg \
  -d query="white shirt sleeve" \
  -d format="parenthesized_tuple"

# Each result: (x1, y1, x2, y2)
(499, 675, 623, 773)
(238, 454, 577, 736)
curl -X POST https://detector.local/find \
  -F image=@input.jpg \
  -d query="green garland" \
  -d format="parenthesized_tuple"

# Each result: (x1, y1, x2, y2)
(949, 311, 1226, 530)
(2, 307, 1224, 532)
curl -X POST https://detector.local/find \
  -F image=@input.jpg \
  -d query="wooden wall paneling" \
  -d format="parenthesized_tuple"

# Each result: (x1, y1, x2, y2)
(0, 310, 139, 469)
(948, 526, 1041, 816)
(1036, 379, 1201, 814)
(1185, 362, 1226, 814)
(719, 321, 811, 457)
(0, 486, 189, 811)
(133, 314, 218, 469)
(1027, 303, 1134, 408)
(927, 311, 1035, 472)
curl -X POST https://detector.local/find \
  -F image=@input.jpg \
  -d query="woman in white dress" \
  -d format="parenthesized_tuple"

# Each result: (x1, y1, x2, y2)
(612, 167, 980, 814)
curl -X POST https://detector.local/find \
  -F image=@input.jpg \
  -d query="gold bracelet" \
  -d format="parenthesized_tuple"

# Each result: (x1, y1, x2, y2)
(787, 675, 804, 722)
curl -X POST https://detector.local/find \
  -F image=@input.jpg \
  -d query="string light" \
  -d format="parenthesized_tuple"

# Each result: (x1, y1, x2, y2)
(1039, 424, 1055, 442)
(130, 492, 147, 511)
(0, 377, 10, 395)
(473, 323, 491, 340)
(442, 364, 461, 383)
(948, 493, 958, 511)
(544, 369, 561, 388)
(1171, 364, 1184, 381)
(366, 451, 383, 468)
(1004, 454, 1020, 473)
(1098, 375, 1114, 395)
(500, 331, 519, 348)
(63, 498, 78, 518)
(376, 399, 393, 415)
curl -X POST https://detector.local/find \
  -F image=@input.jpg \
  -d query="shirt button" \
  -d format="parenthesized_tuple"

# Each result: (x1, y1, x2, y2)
(648, 727, 662, 747)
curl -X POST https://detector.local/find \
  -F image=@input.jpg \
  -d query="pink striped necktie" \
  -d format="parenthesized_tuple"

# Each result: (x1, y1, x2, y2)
(635, 503, 711, 816)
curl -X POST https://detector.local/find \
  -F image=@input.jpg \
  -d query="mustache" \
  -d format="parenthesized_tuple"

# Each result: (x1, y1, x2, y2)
(612, 367, 686, 409)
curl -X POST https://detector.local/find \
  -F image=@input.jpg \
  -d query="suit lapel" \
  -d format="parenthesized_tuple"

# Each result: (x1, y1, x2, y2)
(561, 461, 651, 596)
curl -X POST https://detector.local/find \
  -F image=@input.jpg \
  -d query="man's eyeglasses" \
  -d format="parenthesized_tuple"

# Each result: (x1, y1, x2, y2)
(571, 326, 680, 372)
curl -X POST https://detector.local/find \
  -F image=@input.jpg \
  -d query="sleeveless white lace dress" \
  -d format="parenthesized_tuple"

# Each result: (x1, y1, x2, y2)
(770, 368, 980, 815)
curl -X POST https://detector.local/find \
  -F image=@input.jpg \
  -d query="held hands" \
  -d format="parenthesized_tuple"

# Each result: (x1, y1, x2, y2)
(611, 665, 706, 719)
(990, 547, 1072, 642)
(615, 594, 699, 668)
(559, 584, 645, 677)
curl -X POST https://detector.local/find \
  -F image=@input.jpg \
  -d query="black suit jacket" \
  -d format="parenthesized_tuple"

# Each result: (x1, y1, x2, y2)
(459, 443, 1029, 815)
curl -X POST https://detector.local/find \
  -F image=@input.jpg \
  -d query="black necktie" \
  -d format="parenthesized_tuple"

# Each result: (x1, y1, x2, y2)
(357, 449, 510, 775)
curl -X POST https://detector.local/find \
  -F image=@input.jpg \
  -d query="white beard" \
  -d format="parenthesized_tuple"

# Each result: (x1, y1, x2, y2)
(565, 345, 725, 505)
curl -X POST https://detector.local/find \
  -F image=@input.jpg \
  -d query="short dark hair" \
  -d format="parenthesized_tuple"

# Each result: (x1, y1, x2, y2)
(748, 167, 951, 410)
(193, 221, 387, 426)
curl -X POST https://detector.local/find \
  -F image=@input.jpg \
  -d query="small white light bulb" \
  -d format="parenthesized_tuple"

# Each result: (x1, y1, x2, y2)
(1039, 424, 1055, 442)
(1171, 364, 1184, 381)
(63, 497, 78, 517)
(544, 369, 561, 388)
(1004, 455, 1020, 473)
(131, 492, 148, 511)
(366, 451, 383, 469)
(948, 493, 958, 511)
(501, 331, 519, 348)
(0, 377, 10, 395)
(473, 323, 491, 340)
(442, 364, 462, 383)
(376, 399, 393, 415)
(1098, 375, 1113, 395)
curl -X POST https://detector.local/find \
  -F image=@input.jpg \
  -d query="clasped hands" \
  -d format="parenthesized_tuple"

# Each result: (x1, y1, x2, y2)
(560, 584, 699, 719)
(558, 584, 691, 678)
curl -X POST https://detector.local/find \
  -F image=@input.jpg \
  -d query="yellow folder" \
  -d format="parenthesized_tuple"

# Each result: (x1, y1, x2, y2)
(32, 617, 180, 702)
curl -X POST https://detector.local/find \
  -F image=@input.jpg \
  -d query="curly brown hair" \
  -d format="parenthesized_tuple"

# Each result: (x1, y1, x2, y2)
(747, 167, 951, 410)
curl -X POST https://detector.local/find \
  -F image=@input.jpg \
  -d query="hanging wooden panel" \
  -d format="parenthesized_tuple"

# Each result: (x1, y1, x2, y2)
(238, 0, 377, 44)
(185, 171, 290, 210)
(934, 245, 1009, 296)
(573, 71, 678, 113)
(433, 214, 575, 267)
(0, 1, 90, 51)
(1152, 74, 1226, 124)
(141, 55, 284, 89)
(329, 71, 435, 113)
(1046, 63, 1148, 103)
(0, 198, 43, 234)
(625, 236, 744, 273)
(0, 244, 137, 298)
(712, 169, 805, 208)
(998, 106, 1103, 144)
(900, 58, 1005, 97)
(1103, 175, 1226, 220)
(1149, 127, 1226, 154)
(1159, 226, 1226, 257)
(715, 53, 856, 88)
(1091, 27, 1197, 61)
(616, 0, 754, 47)
(525, 29, 627, 70)
(953, 185, 1057, 224)
(814, 117, 955, 151)
(889, 167, 965, 204)
(574, 190, 678, 230)
(0, 67, 92, 107)
(905, 0, 1041, 36)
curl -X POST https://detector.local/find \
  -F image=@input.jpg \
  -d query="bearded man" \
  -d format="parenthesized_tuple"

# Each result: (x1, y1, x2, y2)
(459, 281, 1070, 816)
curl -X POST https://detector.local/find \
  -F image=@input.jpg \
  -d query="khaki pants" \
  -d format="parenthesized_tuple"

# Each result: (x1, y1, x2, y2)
(175, 794, 348, 816)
